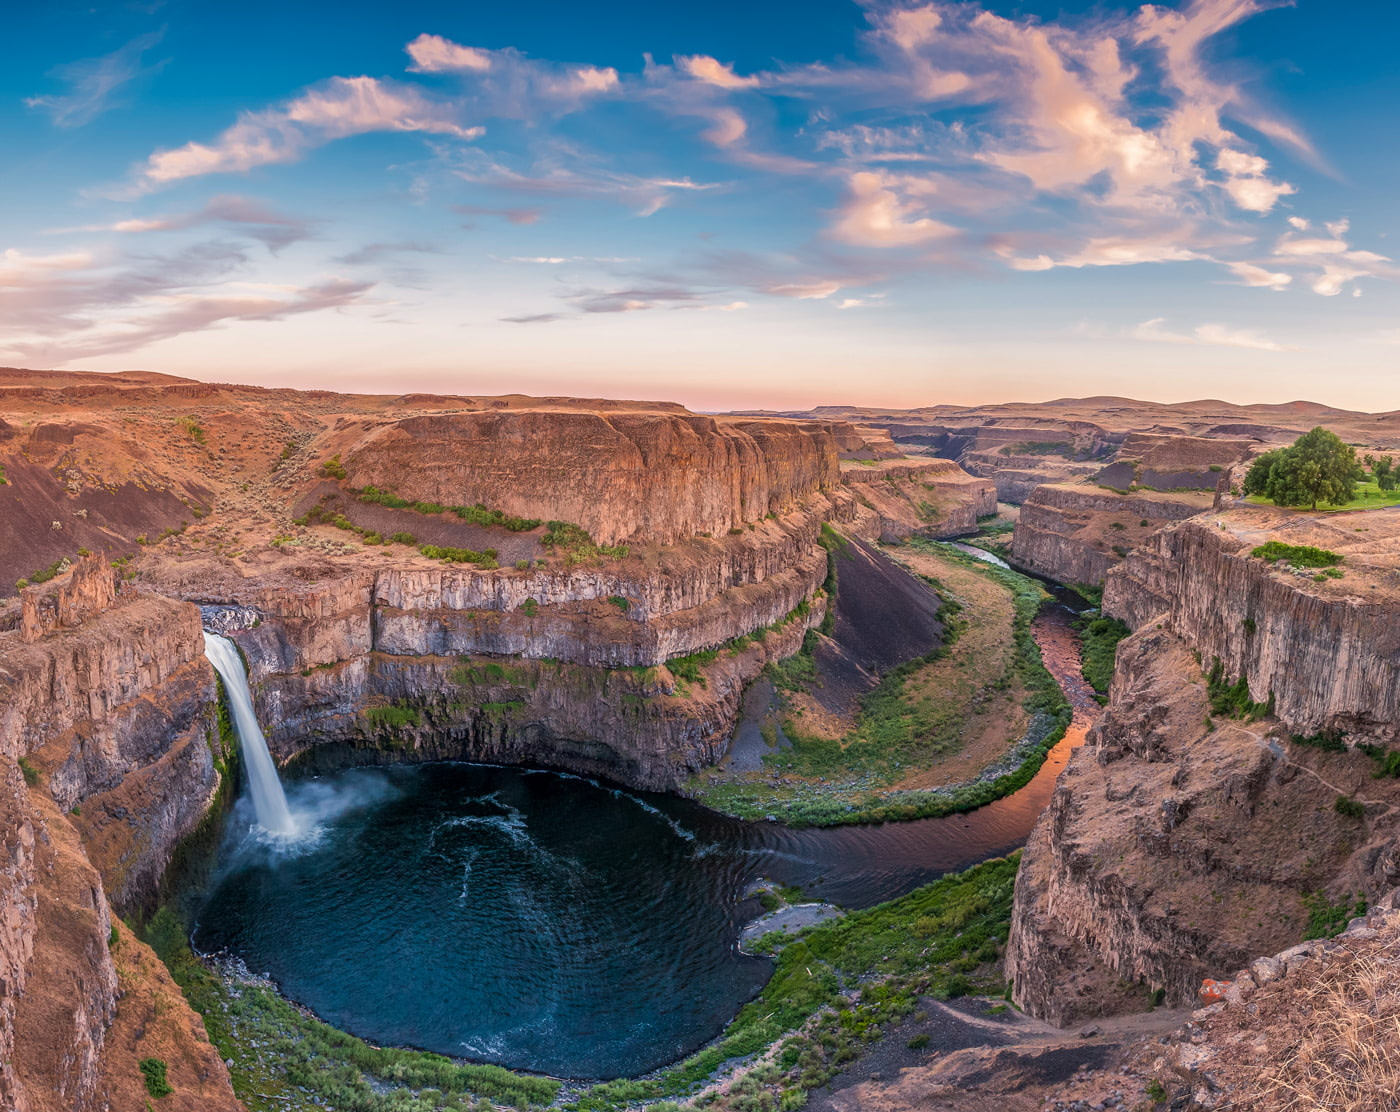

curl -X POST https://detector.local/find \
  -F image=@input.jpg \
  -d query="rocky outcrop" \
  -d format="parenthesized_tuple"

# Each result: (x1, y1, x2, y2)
(1007, 620, 1400, 1025)
(0, 555, 237, 1110)
(341, 411, 842, 545)
(1010, 483, 1214, 588)
(839, 458, 995, 541)
(1105, 511, 1400, 740)
(1, 558, 220, 910)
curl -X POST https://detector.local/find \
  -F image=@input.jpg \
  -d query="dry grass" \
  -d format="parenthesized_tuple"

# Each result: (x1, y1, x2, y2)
(1252, 952, 1400, 1112)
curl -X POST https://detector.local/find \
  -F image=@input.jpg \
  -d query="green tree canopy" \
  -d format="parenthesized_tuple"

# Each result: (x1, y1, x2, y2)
(1242, 427, 1359, 510)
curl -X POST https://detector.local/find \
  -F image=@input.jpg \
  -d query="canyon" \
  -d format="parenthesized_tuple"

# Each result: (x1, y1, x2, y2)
(4, 369, 1400, 1111)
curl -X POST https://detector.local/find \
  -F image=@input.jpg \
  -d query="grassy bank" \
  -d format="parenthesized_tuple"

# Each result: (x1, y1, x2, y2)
(145, 854, 1018, 1112)
(688, 542, 1070, 825)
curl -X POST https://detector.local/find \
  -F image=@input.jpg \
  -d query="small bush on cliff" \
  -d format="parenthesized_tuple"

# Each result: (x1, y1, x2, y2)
(318, 455, 348, 480)
(420, 543, 499, 569)
(1250, 541, 1342, 568)
(18, 758, 39, 786)
(0, 463, 7, 484)
(1301, 890, 1367, 940)
(139, 1057, 173, 1098)
(1206, 659, 1273, 721)
(1334, 795, 1365, 819)
(542, 520, 628, 562)
(607, 595, 630, 612)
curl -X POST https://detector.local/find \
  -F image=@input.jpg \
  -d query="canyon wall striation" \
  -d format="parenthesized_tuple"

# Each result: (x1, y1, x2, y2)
(1008, 509, 1400, 1026)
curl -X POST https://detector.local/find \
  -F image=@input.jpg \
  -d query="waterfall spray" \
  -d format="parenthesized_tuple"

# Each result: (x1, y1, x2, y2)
(203, 631, 297, 836)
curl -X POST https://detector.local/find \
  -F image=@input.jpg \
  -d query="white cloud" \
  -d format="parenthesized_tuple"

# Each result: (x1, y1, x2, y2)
(676, 55, 759, 90)
(136, 76, 479, 189)
(829, 171, 955, 247)
(406, 34, 493, 73)
(1226, 261, 1291, 290)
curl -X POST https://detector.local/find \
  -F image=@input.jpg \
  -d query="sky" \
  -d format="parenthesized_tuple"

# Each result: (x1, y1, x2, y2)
(2, 0, 1398, 411)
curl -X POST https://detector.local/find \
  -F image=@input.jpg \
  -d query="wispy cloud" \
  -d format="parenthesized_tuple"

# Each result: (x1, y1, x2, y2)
(26, 30, 166, 127)
(452, 204, 543, 225)
(132, 76, 480, 191)
(0, 239, 372, 362)
(336, 241, 438, 265)
(52, 195, 315, 251)
(1128, 317, 1297, 351)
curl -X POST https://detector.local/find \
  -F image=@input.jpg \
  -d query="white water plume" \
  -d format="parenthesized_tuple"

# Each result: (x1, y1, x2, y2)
(203, 631, 298, 837)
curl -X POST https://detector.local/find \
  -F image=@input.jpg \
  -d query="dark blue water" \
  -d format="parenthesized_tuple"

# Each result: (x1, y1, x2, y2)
(194, 611, 1094, 1081)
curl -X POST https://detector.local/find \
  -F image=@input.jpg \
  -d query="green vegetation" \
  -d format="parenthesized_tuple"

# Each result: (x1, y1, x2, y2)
(998, 440, 1073, 457)
(0, 462, 7, 484)
(140, 906, 559, 1112)
(363, 704, 422, 730)
(607, 595, 630, 613)
(1250, 541, 1342, 568)
(317, 455, 348, 480)
(567, 855, 1018, 1112)
(519, 597, 539, 617)
(1290, 729, 1347, 753)
(1334, 795, 1365, 820)
(354, 486, 543, 532)
(692, 544, 1069, 825)
(541, 521, 629, 563)
(1146, 1079, 1169, 1102)
(139, 1057, 173, 1098)
(177, 416, 207, 445)
(18, 758, 39, 786)
(667, 648, 719, 686)
(1242, 427, 1359, 510)
(420, 543, 499, 569)
(1205, 659, 1273, 722)
(1301, 890, 1367, 941)
(1077, 615, 1130, 696)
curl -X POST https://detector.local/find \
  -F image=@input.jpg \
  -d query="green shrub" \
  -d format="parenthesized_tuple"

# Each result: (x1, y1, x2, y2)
(388, 531, 416, 546)
(668, 648, 719, 686)
(607, 595, 630, 612)
(15, 577, 28, 590)
(318, 455, 348, 480)
(139, 1057, 173, 1098)
(1301, 890, 1366, 940)
(1146, 1079, 1169, 1102)
(906, 1033, 930, 1049)
(1250, 541, 1341, 568)
(177, 416, 206, 445)
(420, 544, 498, 568)
(1078, 616, 1129, 695)
(0, 463, 7, 485)
(1289, 729, 1346, 752)
(1334, 795, 1365, 819)
(1206, 659, 1272, 721)
(18, 758, 39, 786)
(520, 598, 539, 617)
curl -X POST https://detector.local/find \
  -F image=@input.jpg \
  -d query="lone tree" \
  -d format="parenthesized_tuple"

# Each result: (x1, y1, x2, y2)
(1242, 427, 1359, 510)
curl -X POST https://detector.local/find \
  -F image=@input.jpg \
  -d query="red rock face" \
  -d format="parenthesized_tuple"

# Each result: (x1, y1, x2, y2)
(344, 411, 841, 545)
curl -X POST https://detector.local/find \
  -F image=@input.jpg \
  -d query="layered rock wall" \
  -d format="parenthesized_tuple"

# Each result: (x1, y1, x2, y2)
(1010, 484, 1212, 588)
(1009, 510, 1400, 1027)
(343, 411, 841, 545)
(1105, 516, 1400, 739)
(840, 458, 995, 541)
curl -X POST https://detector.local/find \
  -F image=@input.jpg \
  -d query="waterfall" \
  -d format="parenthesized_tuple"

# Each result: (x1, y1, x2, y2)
(203, 631, 298, 837)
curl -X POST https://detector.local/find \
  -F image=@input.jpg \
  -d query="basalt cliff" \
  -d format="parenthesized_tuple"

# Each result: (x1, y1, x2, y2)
(0, 370, 995, 1109)
(1007, 508, 1400, 1025)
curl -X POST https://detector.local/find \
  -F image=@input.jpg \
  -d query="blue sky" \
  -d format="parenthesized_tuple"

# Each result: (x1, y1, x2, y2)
(2, 0, 1397, 410)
